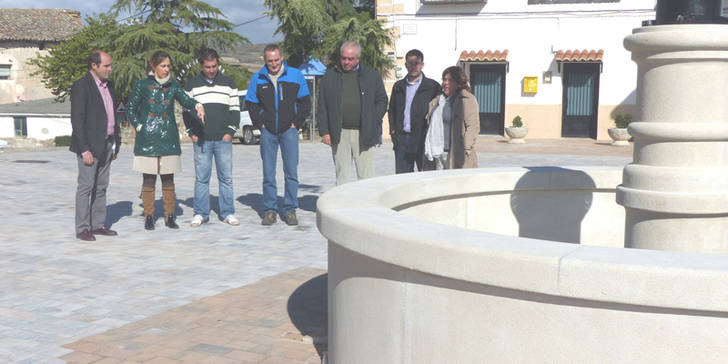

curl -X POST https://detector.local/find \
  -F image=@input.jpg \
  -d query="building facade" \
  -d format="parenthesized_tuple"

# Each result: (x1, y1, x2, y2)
(0, 98, 71, 141)
(377, 0, 656, 140)
(0, 9, 83, 105)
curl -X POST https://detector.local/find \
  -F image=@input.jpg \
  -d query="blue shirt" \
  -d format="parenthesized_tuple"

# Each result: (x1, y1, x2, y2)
(403, 74, 422, 133)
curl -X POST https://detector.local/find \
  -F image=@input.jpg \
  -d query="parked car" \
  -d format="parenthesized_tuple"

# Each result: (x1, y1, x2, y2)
(235, 90, 260, 144)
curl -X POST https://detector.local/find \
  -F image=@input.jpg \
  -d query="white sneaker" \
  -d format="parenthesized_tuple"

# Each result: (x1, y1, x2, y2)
(190, 214, 205, 227)
(223, 215, 240, 226)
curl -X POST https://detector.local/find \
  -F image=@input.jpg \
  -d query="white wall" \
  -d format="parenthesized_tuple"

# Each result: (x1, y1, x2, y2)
(386, 3, 654, 106)
(398, 0, 656, 15)
(0, 116, 72, 140)
(28, 117, 72, 140)
(0, 116, 13, 138)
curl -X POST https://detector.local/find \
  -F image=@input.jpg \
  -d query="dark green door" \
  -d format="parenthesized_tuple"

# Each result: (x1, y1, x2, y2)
(470, 64, 506, 135)
(561, 63, 600, 138)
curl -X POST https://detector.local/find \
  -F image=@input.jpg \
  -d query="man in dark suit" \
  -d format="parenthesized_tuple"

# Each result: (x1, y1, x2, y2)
(70, 50, 121, 241)
(388, 49, 441, 173)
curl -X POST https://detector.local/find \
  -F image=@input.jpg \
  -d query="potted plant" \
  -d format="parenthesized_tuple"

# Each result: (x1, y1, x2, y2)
(608, 113, 633, 146)
(505, 115, 528, 144)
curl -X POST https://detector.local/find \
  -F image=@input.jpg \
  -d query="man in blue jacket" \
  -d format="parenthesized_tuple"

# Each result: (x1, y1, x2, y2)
(245, 44, 311, 226)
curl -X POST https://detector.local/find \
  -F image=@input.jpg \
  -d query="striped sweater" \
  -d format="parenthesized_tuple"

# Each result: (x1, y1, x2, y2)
(183, 72, 239, 140)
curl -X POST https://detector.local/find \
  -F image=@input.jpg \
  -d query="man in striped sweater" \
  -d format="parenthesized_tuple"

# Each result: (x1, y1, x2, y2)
(183, 48, 240, 227)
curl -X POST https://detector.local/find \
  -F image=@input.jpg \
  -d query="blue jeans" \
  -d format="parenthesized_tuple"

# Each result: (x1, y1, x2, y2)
(260, 127, 299, 214)
(193, 139, 234, 220)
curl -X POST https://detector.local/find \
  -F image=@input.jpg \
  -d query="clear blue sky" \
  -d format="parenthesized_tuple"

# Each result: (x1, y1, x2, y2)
(1, 0, 282, 44)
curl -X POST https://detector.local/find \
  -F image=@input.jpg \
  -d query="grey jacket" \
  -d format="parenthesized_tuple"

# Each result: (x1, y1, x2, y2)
(317, 64, 388, 150)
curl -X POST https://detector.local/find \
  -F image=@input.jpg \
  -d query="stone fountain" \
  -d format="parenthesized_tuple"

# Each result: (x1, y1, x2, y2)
(317, 2, 728, 362)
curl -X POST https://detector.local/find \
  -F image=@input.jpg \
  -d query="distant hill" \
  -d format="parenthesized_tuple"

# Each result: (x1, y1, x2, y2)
(221, 43, 267, 73)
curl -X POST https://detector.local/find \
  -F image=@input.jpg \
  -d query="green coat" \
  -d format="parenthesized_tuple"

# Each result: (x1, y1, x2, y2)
(317, 64, 388, 151)
(127, 76, 199, 156)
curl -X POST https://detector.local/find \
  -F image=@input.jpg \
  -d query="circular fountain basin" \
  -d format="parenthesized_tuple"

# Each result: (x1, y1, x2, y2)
(317, 167, 728, 364)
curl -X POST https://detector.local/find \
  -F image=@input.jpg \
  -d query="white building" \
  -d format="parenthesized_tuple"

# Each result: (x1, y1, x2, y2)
(0, 98, 71, 141)
(378, 0, 656, 140)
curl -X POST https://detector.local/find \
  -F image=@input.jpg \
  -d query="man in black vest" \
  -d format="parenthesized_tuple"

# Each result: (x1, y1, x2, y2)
(388, 49, 441, 173)
(70, 50, 121, 241)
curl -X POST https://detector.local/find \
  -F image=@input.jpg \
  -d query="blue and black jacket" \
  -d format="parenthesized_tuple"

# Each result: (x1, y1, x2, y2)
(245, 62, 311, 134)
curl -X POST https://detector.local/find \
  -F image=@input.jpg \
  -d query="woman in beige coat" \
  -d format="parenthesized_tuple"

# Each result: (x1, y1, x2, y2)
(423, 66, 479, 170)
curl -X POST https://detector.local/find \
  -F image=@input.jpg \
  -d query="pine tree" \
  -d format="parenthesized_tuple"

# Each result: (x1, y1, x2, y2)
(28, 14, 119, 101)
(29, 0, 251, 102)
(109, 0, 251, 100)
(265, 0, 392, 72)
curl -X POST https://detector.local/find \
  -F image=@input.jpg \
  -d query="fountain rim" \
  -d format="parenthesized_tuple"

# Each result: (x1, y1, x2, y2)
(317, 166, 728, 313)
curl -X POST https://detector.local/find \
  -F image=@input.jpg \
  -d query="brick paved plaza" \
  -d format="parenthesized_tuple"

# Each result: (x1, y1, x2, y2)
(0, 138, 631, 363)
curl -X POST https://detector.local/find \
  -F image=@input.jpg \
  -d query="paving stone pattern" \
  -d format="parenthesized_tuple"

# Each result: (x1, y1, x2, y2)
(0, 138, 631, 363)
(60, 268, 326, 364)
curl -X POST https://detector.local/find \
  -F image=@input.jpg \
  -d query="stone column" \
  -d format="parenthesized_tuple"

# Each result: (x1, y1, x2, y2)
(618, 25, 728, 253)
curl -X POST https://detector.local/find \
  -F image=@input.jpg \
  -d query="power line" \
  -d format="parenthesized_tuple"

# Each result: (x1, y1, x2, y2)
(234, 15, 268, 28)
(115, 9, 266, 28)
(117, 9, 152, 23)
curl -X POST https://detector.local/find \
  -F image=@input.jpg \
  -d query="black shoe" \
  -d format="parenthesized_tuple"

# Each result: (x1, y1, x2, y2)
(91, 226, 118, 236)
(165, 214, 179, 229)
(145, 215, 155, 230)
(76, 229, 96, 241)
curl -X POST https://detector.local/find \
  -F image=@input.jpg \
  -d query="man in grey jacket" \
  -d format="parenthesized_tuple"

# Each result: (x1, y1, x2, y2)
(318, 40, 388, 185)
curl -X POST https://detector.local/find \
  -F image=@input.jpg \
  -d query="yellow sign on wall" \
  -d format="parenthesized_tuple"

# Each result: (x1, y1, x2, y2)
(523, 76, 538, 93)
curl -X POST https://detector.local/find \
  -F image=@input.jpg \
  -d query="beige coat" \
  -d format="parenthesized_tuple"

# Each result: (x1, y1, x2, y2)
(424, 89, 480, 169)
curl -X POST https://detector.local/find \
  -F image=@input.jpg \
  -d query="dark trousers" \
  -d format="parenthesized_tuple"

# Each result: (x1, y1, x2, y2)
(75, 139, 113, 233)
(393, 132, 422, 174)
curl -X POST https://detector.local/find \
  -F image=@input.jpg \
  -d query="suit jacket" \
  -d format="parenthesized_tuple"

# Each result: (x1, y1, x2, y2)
(70, 72, 121, 157)
(387, 74, 441, 154)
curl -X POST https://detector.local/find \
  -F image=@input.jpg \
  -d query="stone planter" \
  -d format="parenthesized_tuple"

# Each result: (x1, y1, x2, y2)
(607, 127, 630, 146)
(505, 126, 528, 144)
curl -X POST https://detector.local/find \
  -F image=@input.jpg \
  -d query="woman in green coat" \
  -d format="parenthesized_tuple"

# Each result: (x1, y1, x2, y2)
(127, 50, 205, 230)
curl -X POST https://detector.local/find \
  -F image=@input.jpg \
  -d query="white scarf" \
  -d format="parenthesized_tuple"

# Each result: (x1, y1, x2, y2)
(154, 75, 171, 85)
(424, 95, 447, 161)
(149, 70, 171, 85)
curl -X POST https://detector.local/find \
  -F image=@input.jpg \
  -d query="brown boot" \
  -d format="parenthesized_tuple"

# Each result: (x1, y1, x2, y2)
(142, 186, 155, 230)
(162, 185, 178, 229)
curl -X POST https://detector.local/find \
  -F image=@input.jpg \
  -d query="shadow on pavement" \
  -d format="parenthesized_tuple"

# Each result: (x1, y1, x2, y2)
(299, 184, 324, 193)
(238, 193, 319, 217)
(299, 195, 318, 213)
(134, 199, 186, 220)
(237, 193, 266, 217)
(180, 196, 221, 220)
(106, 201, 132, 226)
(287, 273, 328, 357)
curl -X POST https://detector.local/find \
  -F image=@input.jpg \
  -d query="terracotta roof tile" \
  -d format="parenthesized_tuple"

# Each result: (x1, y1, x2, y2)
(459, 49, 508, 62)
(556, 49, 604, 62)
(0, 8, 83, 42)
